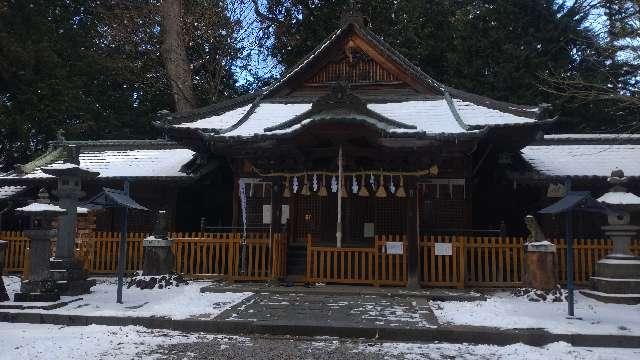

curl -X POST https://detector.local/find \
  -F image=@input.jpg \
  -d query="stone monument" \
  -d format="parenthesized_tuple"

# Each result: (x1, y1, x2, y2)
(142, 210, 174, 275)
(13, 189, 66, 302)
(524, 215, 557, 290)
(582, 169, 640, 304)
(0, 239, 8, 301)
(41, 160, 99, 296)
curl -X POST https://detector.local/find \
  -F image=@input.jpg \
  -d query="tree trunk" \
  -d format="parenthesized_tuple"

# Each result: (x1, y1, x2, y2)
(160, 0, 196, 112)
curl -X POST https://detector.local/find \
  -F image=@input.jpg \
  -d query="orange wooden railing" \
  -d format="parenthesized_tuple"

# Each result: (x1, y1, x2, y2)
(305, 235, 408, 286)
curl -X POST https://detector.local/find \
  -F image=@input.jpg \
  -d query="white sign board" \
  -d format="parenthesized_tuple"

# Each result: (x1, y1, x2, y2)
(262, 205, 272, 224)
(434, 242, 453, 256)
(363, 223, 375, 238)
(386, 242, 403, 255)
(281, 205, 290, 224)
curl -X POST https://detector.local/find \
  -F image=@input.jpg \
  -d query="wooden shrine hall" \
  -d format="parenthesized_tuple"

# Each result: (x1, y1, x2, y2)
(163, 15, 551, 286)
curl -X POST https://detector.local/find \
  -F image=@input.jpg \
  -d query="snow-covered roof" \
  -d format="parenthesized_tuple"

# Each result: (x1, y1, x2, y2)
(164, 20, 545, 141)
(0, 186, 27, 200)
(521, 134, 640, 178)
(598, 191, 640, 206)
(15, 202, 66, 213)
(172, 98, 537, 138)
(0, 141, 195, 180)
(544, 134, 640, 141)
(452, 99, 536, 126)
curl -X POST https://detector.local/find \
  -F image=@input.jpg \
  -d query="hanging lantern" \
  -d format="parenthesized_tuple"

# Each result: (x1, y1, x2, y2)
(429, 164, 439, 176)
(395, 175, 407, 198)
(318, 174, 328, 197)
(375, 172, 387, 198)
(283, 176, 291, 198)
(301, 174, 311, 195)
(358, 173, 369, 197)
(340, 177, 348, 198)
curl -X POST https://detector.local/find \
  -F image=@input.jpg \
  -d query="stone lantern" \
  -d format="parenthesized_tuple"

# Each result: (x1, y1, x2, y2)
(13, 189, 66, 302)
(41, 162, 99, 296)
(583, 169, 640, 304)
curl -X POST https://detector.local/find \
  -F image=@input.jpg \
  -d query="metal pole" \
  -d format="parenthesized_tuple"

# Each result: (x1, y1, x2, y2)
(116, 179, 130, 304)
(336, 146, 343, 248)
(565, 177, 574, 317)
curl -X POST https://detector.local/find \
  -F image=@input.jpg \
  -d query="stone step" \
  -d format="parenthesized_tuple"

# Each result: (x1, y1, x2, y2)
(595, 258, 640, 279)
(580, 289, 640, 305)
(591, 276, 640, 294)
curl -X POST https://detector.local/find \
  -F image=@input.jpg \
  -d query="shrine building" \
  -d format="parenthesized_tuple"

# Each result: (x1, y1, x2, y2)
(162, 17, 552, 284)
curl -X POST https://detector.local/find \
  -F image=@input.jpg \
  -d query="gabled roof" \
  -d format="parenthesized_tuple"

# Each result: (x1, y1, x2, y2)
(162, 20, 548, 142)
(0, 139, 195, 181)
(521, 134, 640, 178)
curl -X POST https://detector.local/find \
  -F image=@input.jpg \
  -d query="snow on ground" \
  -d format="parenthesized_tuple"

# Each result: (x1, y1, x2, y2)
(1, 323, 638, 360)
(432, 291, 640, 335)
(356, 340, 640, 360)
(1, 276, 252, 320)
(0, 323, 248, 360)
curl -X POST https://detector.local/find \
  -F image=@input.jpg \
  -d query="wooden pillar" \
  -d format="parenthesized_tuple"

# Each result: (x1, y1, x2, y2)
(406, 176, 420, 288)
(271, 178, 282, 234)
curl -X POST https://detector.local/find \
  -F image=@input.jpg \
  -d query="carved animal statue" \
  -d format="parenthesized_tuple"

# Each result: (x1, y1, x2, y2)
(525, 215, 547, 243)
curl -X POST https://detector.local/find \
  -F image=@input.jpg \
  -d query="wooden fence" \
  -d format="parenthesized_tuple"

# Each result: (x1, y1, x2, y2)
(1, 231, 286, 281)
(305, 235, 408, 286)
(3, 230, 639, 288)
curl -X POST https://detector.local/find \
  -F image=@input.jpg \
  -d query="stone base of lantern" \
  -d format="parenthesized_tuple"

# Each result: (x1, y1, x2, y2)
(48, 257, 95, 296)
(14, 279, 61, 302)
(581, 225, 640, 305)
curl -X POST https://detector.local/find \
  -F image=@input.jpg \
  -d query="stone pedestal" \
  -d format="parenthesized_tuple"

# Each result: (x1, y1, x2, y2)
(0, 240, 9, 302)
(582, 224, 640, 304)
(14, 229, 60, 302)
(524, 241, 558, 290)
(142, 237, 174, 276)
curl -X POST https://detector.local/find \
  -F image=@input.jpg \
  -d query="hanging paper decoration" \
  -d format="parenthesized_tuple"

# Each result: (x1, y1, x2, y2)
(301, 174, 311, 195)
(249, 182, 254, 197)
(292, 176, 299, 193)
(283, 176, 291, 198)
(331, 175, 338, 193)
(389, 175, 396, 194)
(351, 175, 358, 194)
(375, 173, 387, 198)
(318, 174, 328, 196)
(312, 173, 318, 192)
(396, 175, 406, 198)
(369, 173, 376, 189)
(358, 173, 369, 197)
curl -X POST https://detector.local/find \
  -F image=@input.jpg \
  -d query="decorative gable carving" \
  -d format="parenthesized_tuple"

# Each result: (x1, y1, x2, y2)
(305, 41, 402, 86)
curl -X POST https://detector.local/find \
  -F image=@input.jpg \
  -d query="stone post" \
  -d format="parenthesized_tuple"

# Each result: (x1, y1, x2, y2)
(0, 240, 8, 301)
(523, 215, 558, 290)
(143, 211, 174, 275)
(524, 242, 557, 290)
